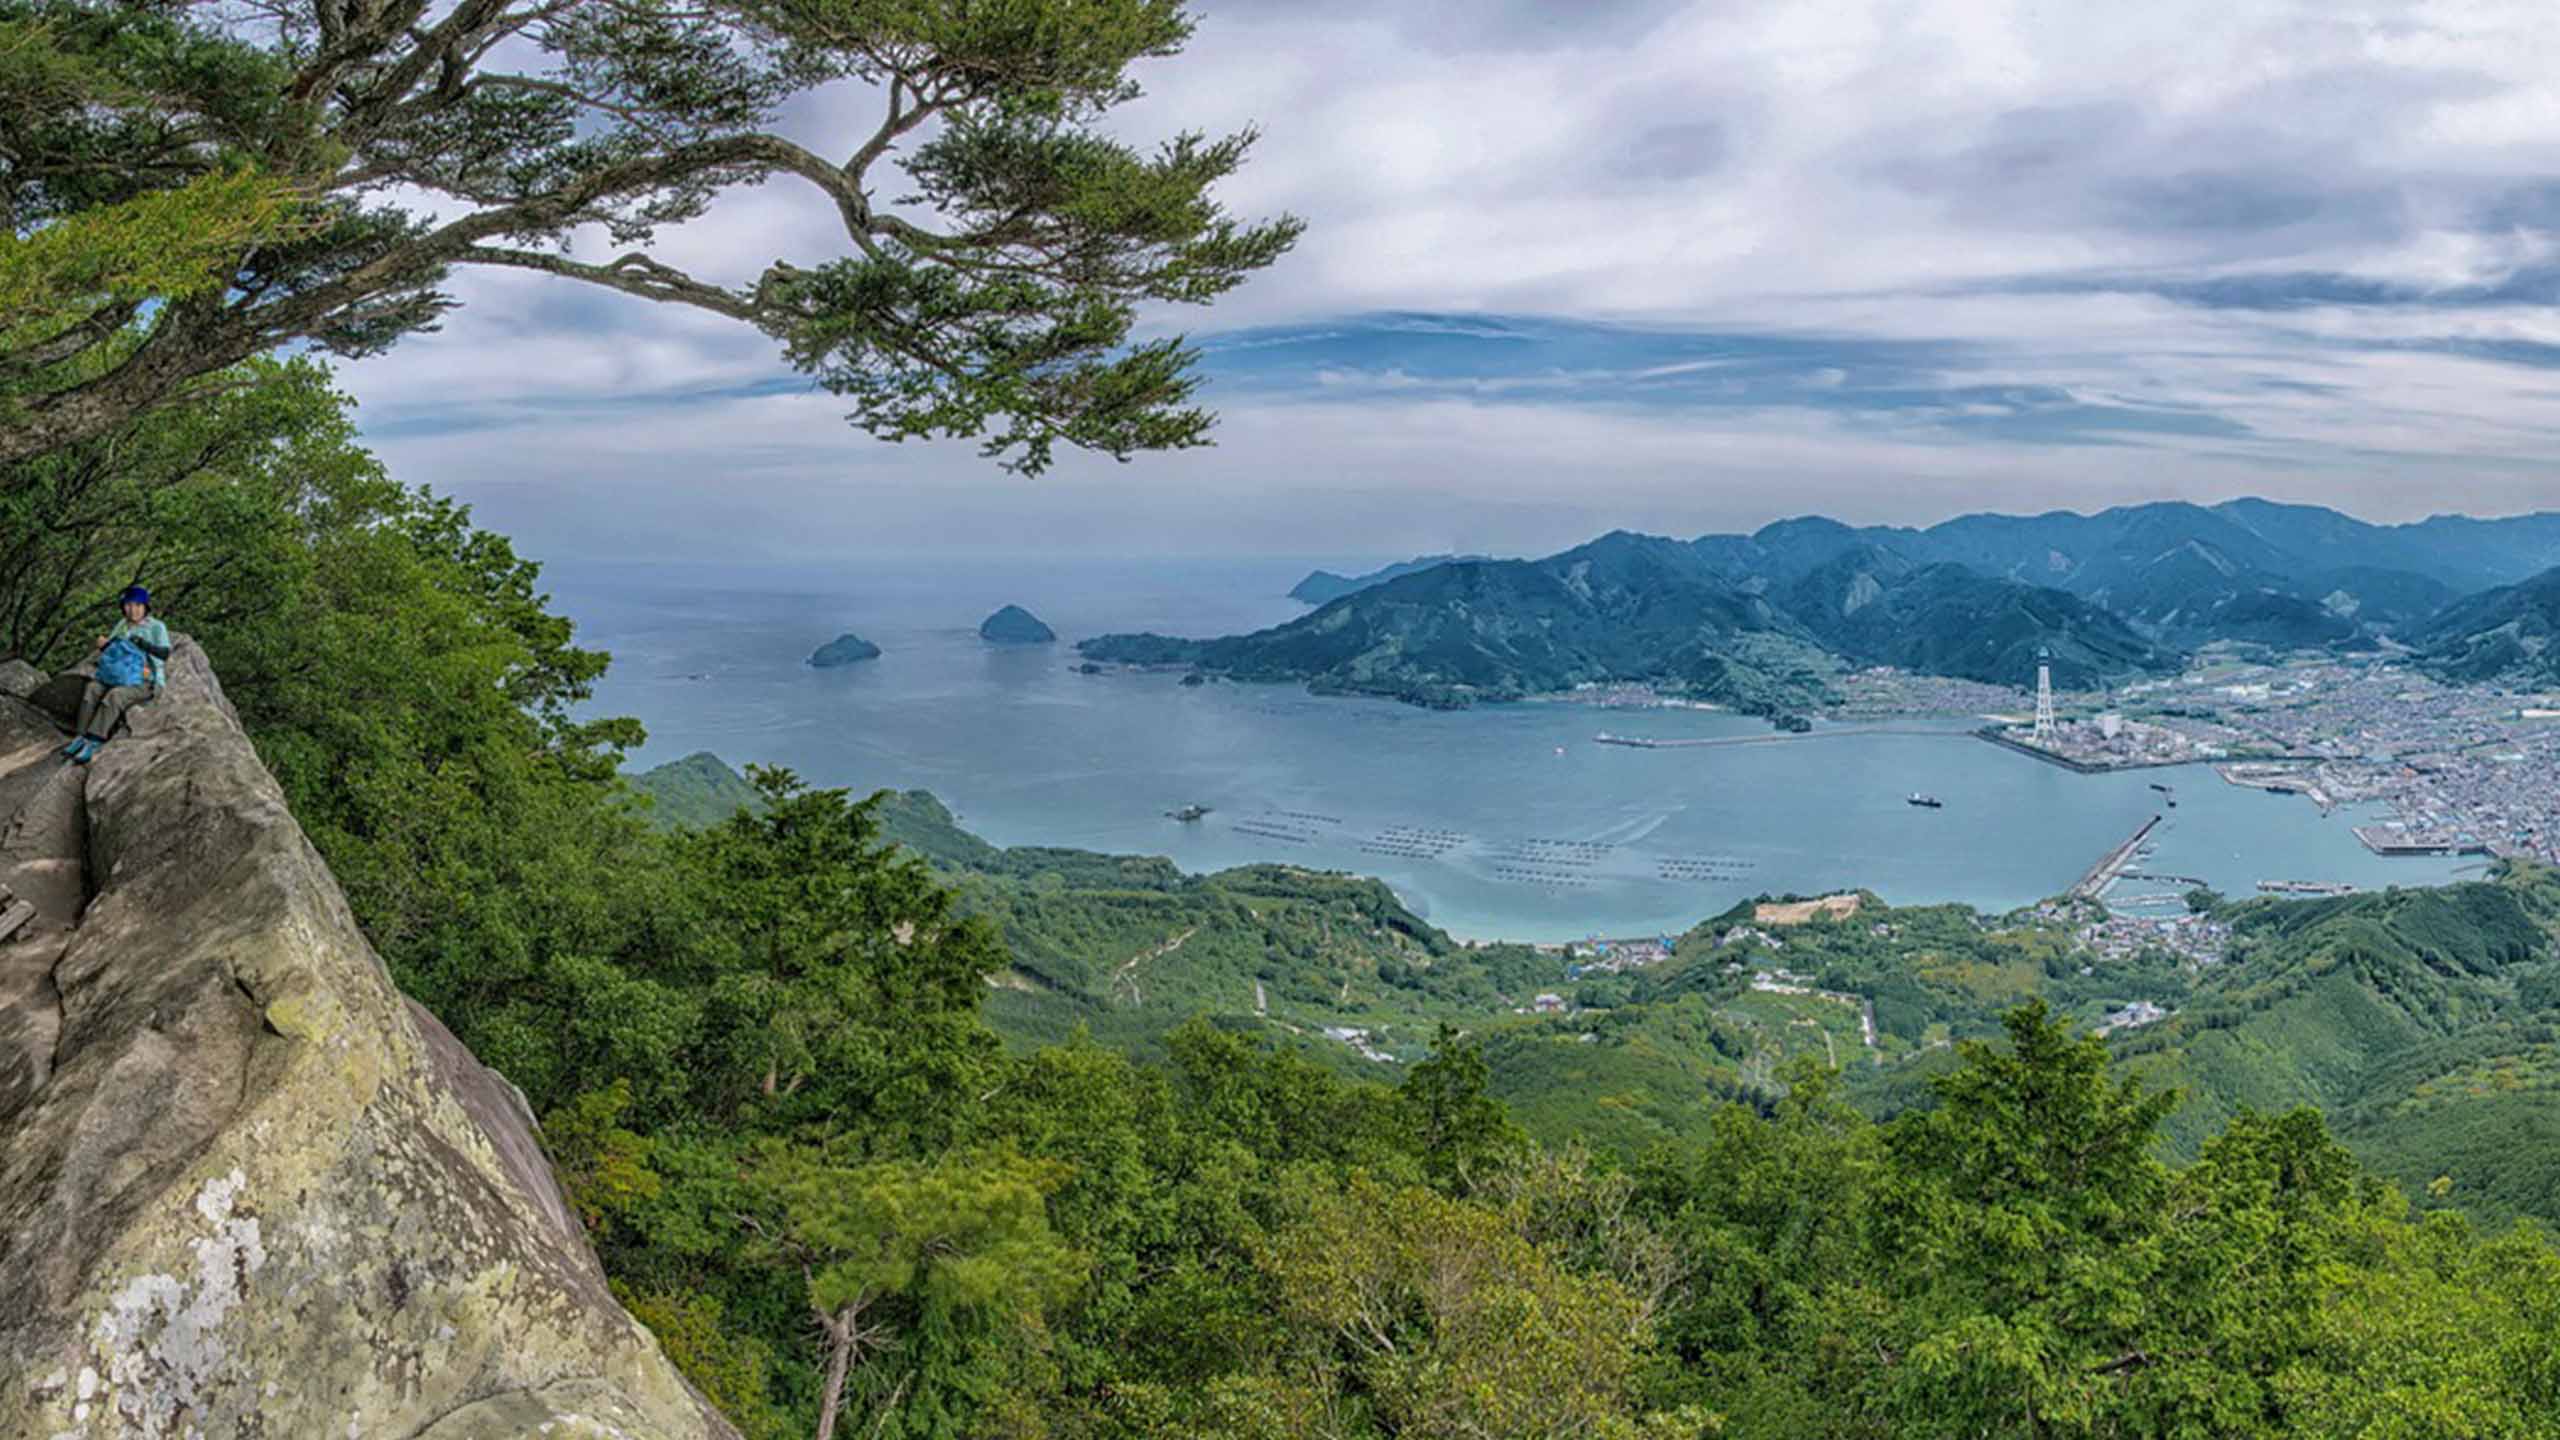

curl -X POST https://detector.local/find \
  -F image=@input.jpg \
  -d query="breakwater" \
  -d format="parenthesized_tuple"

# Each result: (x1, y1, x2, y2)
(2071, 814, 2163, 900)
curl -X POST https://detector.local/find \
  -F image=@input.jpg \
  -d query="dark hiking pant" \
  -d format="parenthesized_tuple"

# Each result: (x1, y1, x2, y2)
(76, 680, 152, 741)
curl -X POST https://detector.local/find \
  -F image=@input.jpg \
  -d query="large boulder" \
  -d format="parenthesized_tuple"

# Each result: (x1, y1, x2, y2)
(0, 638, 736, 1439)
(0, 658, 44, 701)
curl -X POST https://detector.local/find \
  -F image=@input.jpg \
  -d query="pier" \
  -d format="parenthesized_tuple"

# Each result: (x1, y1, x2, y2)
(2350, 825, 2488, 857)
(2215, 763, 2335, 810)
(2118, 870, 2209, 888)
(2070, 815, 2162, 900)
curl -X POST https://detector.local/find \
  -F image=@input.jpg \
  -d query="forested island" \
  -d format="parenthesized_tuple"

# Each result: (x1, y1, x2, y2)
(808, 632, 883, 667)
(980, 604, 1059, 644)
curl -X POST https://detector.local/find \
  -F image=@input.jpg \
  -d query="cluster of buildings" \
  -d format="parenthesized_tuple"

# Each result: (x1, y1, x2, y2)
(2005, 711, 2225, 768)
(1973, 655, 2560, 867)
(2095, 1000, 2172, 1036)
(1320, 1025, 1395, 1063)
(1714, 924, 1785, 952)
(2073, 909, 2231, 967)
(1553, 681, 1719, 710)
(2184, 661, 2560, 864)
(1831, 667, 2029, 719)
(1561, 934, 1678, 975)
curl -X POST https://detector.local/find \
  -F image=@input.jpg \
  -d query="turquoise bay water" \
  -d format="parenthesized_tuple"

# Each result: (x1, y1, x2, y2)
(563, 556, 2465, 943)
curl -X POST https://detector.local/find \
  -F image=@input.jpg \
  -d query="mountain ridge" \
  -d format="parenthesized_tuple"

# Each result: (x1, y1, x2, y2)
(1091, 501, 2560, 711)
(1087, 524, 2178, 709)
(1288, 553, 1499, 605)
(2408, 566, 2560, 687)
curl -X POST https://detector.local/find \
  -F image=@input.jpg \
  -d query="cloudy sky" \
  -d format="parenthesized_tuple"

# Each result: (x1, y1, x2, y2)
(340, 0, 2560, 565)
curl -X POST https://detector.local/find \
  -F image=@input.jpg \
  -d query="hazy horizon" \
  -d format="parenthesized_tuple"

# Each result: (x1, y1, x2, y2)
(505, 491, 2560, 571)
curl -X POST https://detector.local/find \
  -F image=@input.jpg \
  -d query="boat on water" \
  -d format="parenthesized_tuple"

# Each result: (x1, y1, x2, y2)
(1167, 804, 1211, 822)
(2149, 782, 2173, 792)
(1906, 793, 1943, 808)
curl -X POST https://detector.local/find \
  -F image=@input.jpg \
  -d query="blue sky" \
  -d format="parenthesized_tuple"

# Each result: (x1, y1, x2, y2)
(338, 0, 2560, 563)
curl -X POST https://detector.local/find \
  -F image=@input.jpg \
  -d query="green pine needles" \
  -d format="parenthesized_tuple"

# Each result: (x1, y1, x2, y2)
(0, 0, 1300, 474)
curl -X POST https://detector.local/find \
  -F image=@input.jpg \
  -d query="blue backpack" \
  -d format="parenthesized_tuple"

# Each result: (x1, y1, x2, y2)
(95, 636, 148, 689)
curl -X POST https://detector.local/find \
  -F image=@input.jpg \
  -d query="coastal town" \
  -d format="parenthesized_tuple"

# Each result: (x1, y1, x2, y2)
(1532, 648, 2557, 1009)
(1546, 646, 2560, 875)
(2002, 653, 2560, 867)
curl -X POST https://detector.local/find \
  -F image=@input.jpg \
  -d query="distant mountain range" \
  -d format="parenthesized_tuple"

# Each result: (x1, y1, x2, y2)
(1095, 500, 2560, 708)
(1288, 554, 1498, 606)
(2410, 568, 2560, 687)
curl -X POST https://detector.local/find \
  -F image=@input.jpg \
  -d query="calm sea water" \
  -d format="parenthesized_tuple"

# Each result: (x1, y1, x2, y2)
(559, 555, 2466, 942)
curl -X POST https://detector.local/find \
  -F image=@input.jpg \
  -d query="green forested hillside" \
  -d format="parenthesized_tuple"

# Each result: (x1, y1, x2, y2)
(1776, 548, 2176, 685)
(2410, 566, 2560, 688)
(2113, 874, 2560, 1220)
(1081, 529, 2172, 712)
(1085, 532, 1843, 712)
(637, 757, 2560, 1237)
(635, 765, 1559, 1072)
(630, 751, 771, 829)
(1094, 506, 2560, 715)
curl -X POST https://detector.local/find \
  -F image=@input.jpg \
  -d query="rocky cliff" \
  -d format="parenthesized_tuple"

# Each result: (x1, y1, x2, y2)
(0, 641, 736, 1439)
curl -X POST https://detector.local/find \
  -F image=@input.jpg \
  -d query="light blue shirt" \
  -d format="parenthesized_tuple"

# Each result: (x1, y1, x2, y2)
(108, 616, 171, 690)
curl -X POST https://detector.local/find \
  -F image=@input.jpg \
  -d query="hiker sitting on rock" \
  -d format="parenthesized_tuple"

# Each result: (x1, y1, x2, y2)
(62, 586, 169, 765)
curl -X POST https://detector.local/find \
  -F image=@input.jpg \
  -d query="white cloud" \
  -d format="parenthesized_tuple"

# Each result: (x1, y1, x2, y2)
(336, 0, 2560, 558)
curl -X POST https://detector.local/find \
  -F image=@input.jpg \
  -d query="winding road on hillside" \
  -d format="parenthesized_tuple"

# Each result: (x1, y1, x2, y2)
(1113, 926, 1198, 1007)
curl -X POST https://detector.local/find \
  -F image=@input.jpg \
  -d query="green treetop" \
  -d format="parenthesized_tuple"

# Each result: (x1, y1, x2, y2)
(0, 0, 1301, 475)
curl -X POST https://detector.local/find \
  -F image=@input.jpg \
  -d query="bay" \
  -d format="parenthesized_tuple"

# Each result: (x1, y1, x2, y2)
(558, 554, 2467, 943)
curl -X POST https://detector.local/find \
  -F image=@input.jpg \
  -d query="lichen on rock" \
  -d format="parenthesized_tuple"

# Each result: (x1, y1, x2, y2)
(0, 640, 735, 1439)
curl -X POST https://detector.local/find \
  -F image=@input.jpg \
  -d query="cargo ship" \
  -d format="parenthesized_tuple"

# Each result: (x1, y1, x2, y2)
(1906, 793, 1943, 808)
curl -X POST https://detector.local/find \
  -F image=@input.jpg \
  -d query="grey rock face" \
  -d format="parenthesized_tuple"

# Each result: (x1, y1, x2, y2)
(0, 639, 736, 1440)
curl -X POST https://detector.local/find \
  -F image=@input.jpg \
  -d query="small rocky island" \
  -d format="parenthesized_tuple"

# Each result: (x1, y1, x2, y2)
(979, 604, 1057, 644)
(807, 632, 883, 667)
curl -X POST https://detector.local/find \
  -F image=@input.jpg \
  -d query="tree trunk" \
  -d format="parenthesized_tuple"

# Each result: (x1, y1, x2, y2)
(815, 1302, 858, 1440)
(2, 302, 243, 471)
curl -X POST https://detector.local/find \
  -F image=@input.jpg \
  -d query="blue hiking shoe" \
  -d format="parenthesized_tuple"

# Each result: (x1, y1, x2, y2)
(58, 737, 82, 757)
(69, 738, 101, 765)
